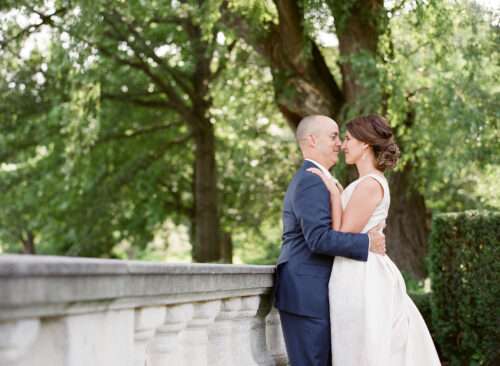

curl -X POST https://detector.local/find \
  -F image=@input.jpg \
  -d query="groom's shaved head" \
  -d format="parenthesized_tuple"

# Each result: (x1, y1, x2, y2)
(296, 115, 341, 168)
(296, 115, 337, 142)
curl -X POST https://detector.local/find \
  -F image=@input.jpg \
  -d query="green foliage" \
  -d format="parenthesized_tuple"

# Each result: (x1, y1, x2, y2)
(1, 0, 499, 264)
(307, 1, 499, 210)
(0, 0, 295, 260)
(429, 211, 500, 365)
(403, 272, 440, 357)
(211, 43, 298, 263)
(409, 292, 437, 351)
(380, 1, 499, 211)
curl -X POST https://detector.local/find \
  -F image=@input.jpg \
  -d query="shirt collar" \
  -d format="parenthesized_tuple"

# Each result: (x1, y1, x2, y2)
(305, 159, 333, 179)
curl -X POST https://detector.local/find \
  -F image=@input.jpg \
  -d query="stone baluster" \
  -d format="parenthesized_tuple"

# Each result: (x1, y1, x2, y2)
(250, 295, 275, 365)
(0, 319, 40, 365)
(266, 307, 288, 366)
(180, 300, 221, 365)
(231, 295, 261, 366)
(207, 297, 242, 366)
(133, 307, 166, 366)
(148, 303, 194, 366)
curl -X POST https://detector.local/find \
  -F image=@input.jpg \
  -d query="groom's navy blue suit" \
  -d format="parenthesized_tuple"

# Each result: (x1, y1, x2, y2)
(275, 160, 369, 366)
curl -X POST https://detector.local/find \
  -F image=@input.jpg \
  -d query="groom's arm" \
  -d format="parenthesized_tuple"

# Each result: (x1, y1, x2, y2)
(293, 174, 369, 261)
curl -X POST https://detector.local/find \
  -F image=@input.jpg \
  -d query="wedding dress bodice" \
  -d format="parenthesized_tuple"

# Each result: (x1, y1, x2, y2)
(340, 173, 390, 233)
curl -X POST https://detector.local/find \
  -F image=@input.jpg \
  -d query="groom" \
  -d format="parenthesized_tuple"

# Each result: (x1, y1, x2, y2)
(274, 115, 386, 365)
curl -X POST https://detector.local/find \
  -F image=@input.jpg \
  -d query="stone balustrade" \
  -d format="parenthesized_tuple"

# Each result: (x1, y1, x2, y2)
(0, 255, 288, 366)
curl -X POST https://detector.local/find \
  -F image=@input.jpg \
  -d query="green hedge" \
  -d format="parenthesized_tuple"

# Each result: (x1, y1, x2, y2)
(429, 211, 500, 365)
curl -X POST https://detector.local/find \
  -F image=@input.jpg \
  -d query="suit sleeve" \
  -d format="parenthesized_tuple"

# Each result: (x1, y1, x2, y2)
(293, 174, 369, 261)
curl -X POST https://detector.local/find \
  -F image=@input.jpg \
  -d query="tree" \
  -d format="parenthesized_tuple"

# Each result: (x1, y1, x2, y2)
(1, 0, 236, 261)
(0, 0, 296, 263)
(1, 0, 497, 271)
(220, 0, 499, 277)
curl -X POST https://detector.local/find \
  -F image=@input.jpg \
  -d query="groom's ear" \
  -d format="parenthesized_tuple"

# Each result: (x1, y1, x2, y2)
(307, 134, 316, 147)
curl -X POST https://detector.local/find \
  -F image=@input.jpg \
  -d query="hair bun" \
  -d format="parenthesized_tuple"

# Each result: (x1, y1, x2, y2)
(373, 122, 393, 139)
(346, 114, 401, 171)
(376, 141, 400, 170)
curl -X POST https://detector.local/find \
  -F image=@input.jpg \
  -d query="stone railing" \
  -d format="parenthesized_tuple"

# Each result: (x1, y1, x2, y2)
(0, 255, 288, 366)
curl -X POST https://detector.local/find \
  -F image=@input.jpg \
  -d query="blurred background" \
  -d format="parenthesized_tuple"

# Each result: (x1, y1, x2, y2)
(0, 0, 498, 272)
(1, 1, 499, 363)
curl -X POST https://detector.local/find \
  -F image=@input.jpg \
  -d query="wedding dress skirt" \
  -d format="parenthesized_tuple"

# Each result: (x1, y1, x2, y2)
(329, 174, 440, 365)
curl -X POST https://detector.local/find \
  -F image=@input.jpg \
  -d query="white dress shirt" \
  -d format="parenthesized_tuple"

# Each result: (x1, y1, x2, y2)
(305, 159, 336, 182)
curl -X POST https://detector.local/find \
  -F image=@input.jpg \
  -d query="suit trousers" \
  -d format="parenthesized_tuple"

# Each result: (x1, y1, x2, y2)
(279, 310, 332, 366)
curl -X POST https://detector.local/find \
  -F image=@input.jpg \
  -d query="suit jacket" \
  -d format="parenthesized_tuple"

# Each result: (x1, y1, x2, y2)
(274, 160, 369, 318)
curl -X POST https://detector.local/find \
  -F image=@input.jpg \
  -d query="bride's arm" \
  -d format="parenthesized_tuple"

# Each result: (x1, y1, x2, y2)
(307, 169, 384, 233)
(307, 168, 342, 230)
(330, 190, 342, 231)
(339, 179, 383, 233)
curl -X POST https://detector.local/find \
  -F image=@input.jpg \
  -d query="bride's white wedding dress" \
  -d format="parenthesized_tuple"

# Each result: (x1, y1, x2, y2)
(329, 173, 440, 366)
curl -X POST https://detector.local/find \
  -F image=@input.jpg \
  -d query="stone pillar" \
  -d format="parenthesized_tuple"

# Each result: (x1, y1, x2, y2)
(207, 297, 242, 366)
(232, 296, 261, 366)
(148, 303, 194, 366)
(250, 295, 275, 366)
(63, 310, 135, 366)
(180, 300, 221, 365)
(134, 307, 166, 366)
(0, 319, 40, 365)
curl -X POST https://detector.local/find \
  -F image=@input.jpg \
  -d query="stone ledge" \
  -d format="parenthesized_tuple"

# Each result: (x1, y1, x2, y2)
(0, 255, 275, 276)
(0, 255, 277, 322)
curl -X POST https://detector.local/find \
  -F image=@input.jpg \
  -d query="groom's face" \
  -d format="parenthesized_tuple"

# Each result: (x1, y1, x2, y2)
(315, 122, 342, 167)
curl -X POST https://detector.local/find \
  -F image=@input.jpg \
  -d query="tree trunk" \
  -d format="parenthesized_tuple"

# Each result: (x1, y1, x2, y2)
(387, 166, 430, 278)
(21, 230, 36, 254)
(332, 0, 384, 106)
(221, 231, 233, 263)
(221, 0, 344, 128)
(192, 121, 221, 262)
(185, 15, 226, 263)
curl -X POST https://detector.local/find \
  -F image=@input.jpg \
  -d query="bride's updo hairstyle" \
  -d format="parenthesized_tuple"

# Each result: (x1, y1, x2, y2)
(346, 115, 400, 171)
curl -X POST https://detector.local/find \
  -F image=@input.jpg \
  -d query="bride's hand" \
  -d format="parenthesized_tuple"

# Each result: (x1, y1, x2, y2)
(306, 168, 341, 195)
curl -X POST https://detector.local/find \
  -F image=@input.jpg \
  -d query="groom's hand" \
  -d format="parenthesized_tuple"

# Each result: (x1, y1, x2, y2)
(368, 223, 386, 255)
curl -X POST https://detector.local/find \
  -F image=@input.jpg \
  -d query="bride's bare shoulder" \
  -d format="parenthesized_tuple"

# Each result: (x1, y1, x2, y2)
(351, 177, 384, 201)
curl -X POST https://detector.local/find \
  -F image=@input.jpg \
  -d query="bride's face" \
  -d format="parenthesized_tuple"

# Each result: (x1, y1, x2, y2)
(342, 131, 366, 165)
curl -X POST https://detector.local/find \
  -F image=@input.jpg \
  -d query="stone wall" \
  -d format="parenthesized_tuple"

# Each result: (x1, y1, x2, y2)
(0, 255, 288, 366)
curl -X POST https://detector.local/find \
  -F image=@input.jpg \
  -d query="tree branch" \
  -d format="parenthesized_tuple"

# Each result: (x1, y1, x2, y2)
(97, 121, 186, 144)
(100, 136, 190, 196)
(100, 13, 191, 116)
(389, 0, 409, 14)
(219, 0, 281, 67)
(274, 0, 307, 71)
(220, 0, 345, 123)
(107, 9, 194, 99)
(0, 7, 67, 50)
(210, 39, 238, 82)
(102, 91, 177, 110)
(96, 43, 191, 116)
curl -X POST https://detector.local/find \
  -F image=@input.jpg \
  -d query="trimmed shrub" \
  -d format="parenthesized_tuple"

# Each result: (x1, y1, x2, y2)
(405, 274, 441, 358)
(429, 210, 500, 365)
(410, 292, 433, 331)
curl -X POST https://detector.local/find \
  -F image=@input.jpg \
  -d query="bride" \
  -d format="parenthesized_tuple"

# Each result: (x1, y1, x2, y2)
(308, 115, 440, 366)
